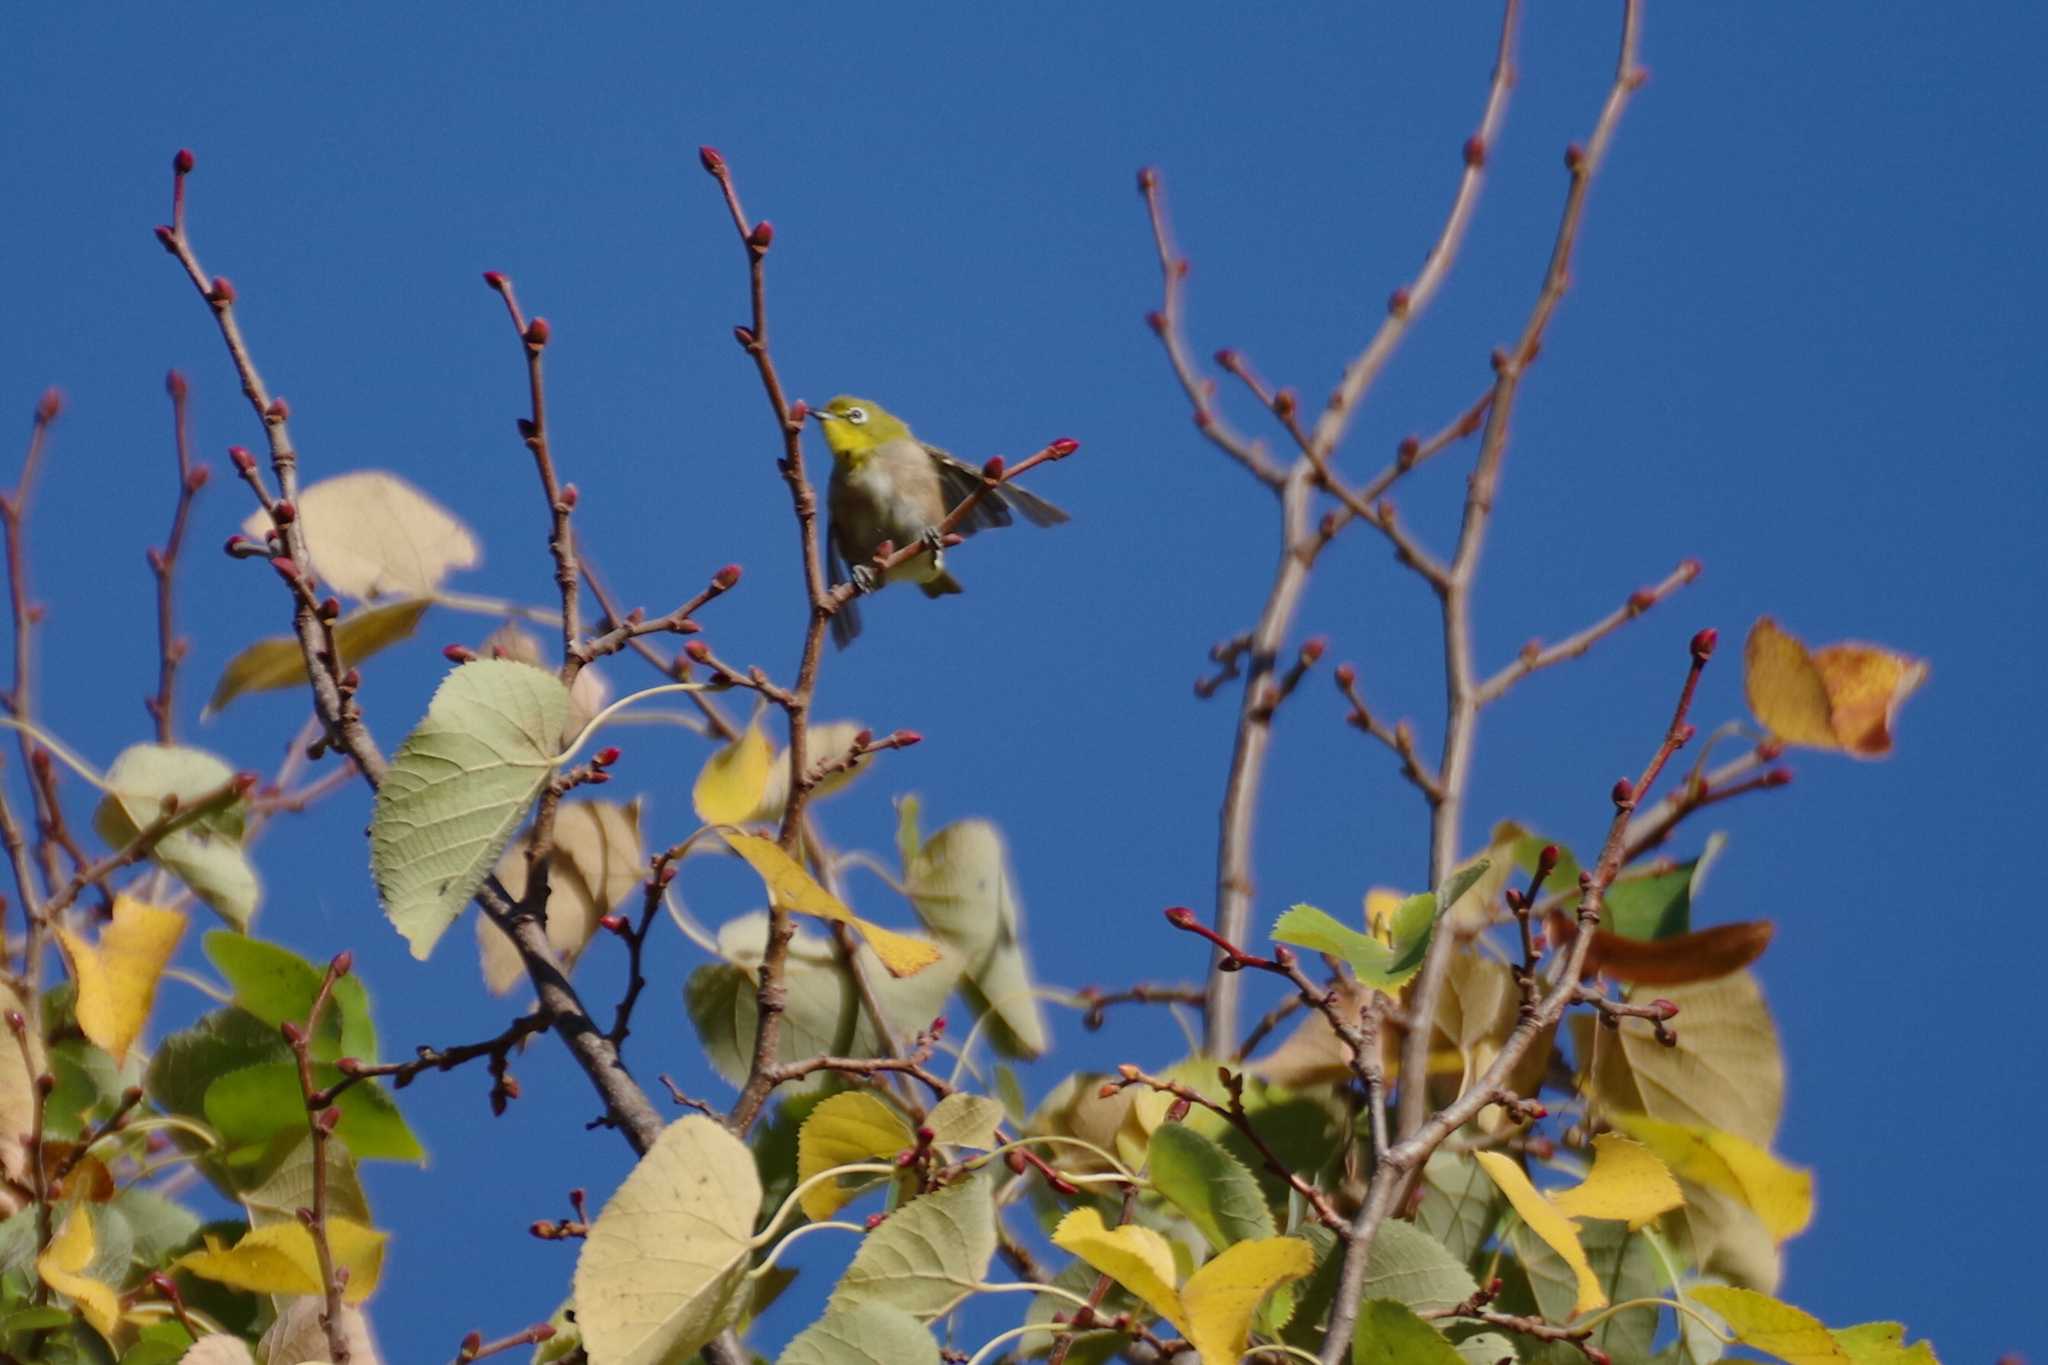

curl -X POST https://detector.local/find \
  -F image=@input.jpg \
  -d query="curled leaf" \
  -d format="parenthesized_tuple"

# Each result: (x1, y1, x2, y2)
(1545, 1134, 1685, 1230)
(721, 831, 939, 977)
(1608, 1111, 1814, 1241)
(1744, 617, 1926, 757)
(1473, 1152, 1603, 1315)
(37, 1208, 118, 1337)
(1588, 920, 1774, 985)
(205, 597, 431, 717)
(57, 895, 186, 1064)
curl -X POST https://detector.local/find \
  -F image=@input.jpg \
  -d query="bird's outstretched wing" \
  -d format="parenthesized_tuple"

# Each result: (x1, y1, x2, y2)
(925, 443, 1070, 532)
(826, 522, 862, 648)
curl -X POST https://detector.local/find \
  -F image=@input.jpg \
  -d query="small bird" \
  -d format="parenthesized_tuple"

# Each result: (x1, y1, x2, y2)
(813, 395, 1067, 646)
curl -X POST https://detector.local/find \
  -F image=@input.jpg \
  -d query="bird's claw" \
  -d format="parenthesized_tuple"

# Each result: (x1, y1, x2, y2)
(919, 525, 947, 566)
(851, 564, 878, 594)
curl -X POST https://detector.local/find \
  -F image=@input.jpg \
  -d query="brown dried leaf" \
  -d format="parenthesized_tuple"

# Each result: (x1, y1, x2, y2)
(1587, 920, 1774, 986)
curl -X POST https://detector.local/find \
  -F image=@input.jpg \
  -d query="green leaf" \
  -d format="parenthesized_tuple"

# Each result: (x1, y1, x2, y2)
(1272, 892, 1438, 991)
(1513, 1219, 1661, 1357)
(573, 1115, 761, 1365)
(237, 1132, 371, 1228)
(1355, 1299, 1464, 1365)
(1436, 857, 1492, 920)
(204, 596, 431, 717)
(1417, 1151, 1504, 1267)
(202, 931, 377, 1063)
(93, 744, 258, 929)
(108, 1187, 200, 1264)
(1360, 1220, 1477, 1314)
(1831, 1320, 1940, 1364)
(830, 1173, 996, 1318)
(1454, 1331, 1520, 1364)
(1604, 836, 1724, 941)
(146, 1007, 290, 1124)
(923, 1093, 1005, 1150)
(796, 1091, 913, 1221)
(778, 1303, 941, 1365)
(1147, 1122, 1274, 1252)
(371, 658, 570, 959)
(903, 818, 1048, 1057)
(894, 794, 922, 874)
(203, 1062, 422, 1164)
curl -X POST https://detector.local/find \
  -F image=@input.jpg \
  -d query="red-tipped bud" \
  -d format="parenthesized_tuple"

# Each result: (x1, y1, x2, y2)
(1565, 143, 1586, 172)
(1679, 557, 1703, 581)
(165, 369, 189, 399)
(1333, 661, 1357, 688)
(1651, 998, 1680, 1020)
(748, 220, 774, 250)
(1756, 737, 1785, 761)
(1464, 135, 1487, 167)
(864, 1212, 887, 1231)
(1611, 777, 1635, 807)
(1164, 905, 1197, 928)
(146, 547, 168, 575)
(1136, 167, 1158, 193)
(1048, 436, 1080, 457)
(272, 499, 296, 524)
(1213, 347, 1239, 369)
(1587, 1349, 1612, 1365)
(851, 728, 874, 750)
(1193, 410, 1214, 432)
(531, 1326, 556, 1344)
(657, 862, 678, 886)
(516, 418, 537, 441)
(1173, 258, 1190, 280)
(595, 746, 622, 766)
(2, 1011, 21, 1035)
(270, 556, 302, 584)
(30, 388, 63, 426)
(443, 644, 476, 663)
(338, 665, 360, 691)
(1269, 389, 1297, 419)
(267, 396, 290, 421)
(1387, 287, 1412, 317)
(317, 596, 341, 621)
(1396, 435, 1421, 468)
(228, 445, 256, 473)
(317, 1106, 342, 1133)
(684, 640, 712, 664)
(154, 225, 177, 251)
(174, 148, 196, 175)
(559, 483, 579, 510)
(600, 915, 629, 936)
(1145, 310, 1166, 334)
(1629, 587, 1656, 612)
(698, 145, 726, 176)
(786, 398, 809, 425)
(460, 1331, 483, 1358)
(524, 317, 551, 347)
(1538, 844, 1561, 874)
(1299, 636, 1327, 665)
(981, 455, 1006, 480)
(232, 771, 260, 797)
(185, 463, 211, 492)
(1764, 766, 1795, 788)
(1690, 627, 1719, 660)
(928, 1015, 947, 1037)
(280, 1020, 305, 1046)
(699, 563, 740, 594)
(1006, 1149, 1028, 1175)
(336, 1056, 363, 1075)
(482, 270, 507, 292)
(35, 1074, 54, 1098)
(331, 950, 354, 977)
(149, 1271, 183, 1304)
(891, 729, 922, 748)
(209, 276, 236, 303)
(732, 324, 756, 349)
(1504, 888, 1525, 911)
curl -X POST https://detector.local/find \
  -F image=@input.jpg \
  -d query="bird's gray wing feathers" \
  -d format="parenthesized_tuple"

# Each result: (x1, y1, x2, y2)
(826, 521, 861, 647)
(925, 443, 1069, 532)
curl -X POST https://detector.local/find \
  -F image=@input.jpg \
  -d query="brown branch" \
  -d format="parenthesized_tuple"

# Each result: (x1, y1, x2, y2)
(283, 954, 354, 1362)
(1319, 619, 1702, 1365)
(1074, 984, 1207, 1031)
(1334, 662, 1445, 802)
(322, 1012, 550, 1113)
(145, 371, 208, 741)
(452, 1323, 559, 1364)
(1475, 557, 1700, 705)
(1396, 0, 1647, 1147)
(5, 1011, 52, 1294)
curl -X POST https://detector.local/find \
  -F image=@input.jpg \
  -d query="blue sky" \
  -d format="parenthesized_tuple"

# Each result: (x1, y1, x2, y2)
(5, 4, 2043, 1359)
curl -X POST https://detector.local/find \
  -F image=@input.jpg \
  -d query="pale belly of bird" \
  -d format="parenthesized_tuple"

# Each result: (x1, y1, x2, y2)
(836, 450, 949, 586)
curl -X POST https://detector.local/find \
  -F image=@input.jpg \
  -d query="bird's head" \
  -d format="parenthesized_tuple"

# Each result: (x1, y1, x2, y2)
(812, 395, 912, 462)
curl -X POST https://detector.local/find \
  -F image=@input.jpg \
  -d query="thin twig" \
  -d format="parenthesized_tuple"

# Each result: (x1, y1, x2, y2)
(145, 371, 208, 740)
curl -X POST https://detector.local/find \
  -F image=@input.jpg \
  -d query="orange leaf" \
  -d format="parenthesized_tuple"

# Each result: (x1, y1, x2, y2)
(1743, 618, 1926, 758)
(1587, 921, 1775, 986)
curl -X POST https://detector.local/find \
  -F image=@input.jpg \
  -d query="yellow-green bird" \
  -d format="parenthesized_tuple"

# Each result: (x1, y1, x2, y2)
(813, 395, 1067, 646)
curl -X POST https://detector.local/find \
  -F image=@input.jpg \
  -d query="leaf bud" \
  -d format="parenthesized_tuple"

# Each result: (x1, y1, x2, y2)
(1565, 142, 1586, 172)
(559, 483, 579, 510)
(270, 556, 303, 585)
(1334, 661, 1357, 688)
(600, 915, 629, 936)
(1611, 776, 1635, 807)
(173, 147, 196, 174)
(1145, 310, 1166, 334)
(1504, 888, 1524, 911)
(1213, 347, 1239, 370)
(1764, 766, 1794, 788)
(684, 640, 712, 664)
(317, 596, 342, 621)
(443, 644, 476, 664)
(185, 463, 211, 493)
(154, 225, 177, 251)
(209, 276, 236, 303)
(732, 324, 756, 349)
(1136, 167, 1157, 193)
(280, 1021, 305, 1046)
(165, 368, 189, 399)
(1387, 287, 1411, 317)
(228, 445, 256, 474)
(1299, 636, 1326, 665)
(461, 1332, 483, 1358)
(524, 317, 551, 347)
(271, 499, 296, 525)
(1048, 437, 1080, 457)
(1679, 557, 1704, 581)
(1272, 389, 1298, 419)
(697, 145, 726, 176)
(1629, 587, 1656, 612)
(747, 220, 775, 251)
(1690, 626, 1719, 660)
(1651, 998, 1680, 1020)
(34, 1073, 54, 1097)
(531, 1326, 556, 1343)
(891, 729, 922, 748)
(1164, 905, 1197, 929)
(332, 950, 354, 976)
(1397, 434, 1421, 468)
(317, 1106, 342, 1133)
(482, 270, 507, 292)
(267, 396, 290, 422)
(982, 454, 1006, 480)
(864, 1212, 888, 1231)
(337, 1056, 363, 1075)
(1463, 135, 1488, 167)
(3, 1011, 21, 1035)
(146, 546, 168, 575)
(852, 729, 874, 750)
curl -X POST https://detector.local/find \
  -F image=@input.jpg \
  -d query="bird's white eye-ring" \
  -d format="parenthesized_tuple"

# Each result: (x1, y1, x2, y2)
(846, 406, 868, 425)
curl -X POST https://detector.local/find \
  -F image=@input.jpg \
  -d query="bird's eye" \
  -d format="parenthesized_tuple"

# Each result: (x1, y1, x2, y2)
(846, 406, 868, 425)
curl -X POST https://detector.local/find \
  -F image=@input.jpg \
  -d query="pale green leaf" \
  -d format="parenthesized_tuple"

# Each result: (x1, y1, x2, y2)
(923, 1093, 1005, 1150)
(1354, 1299, 1463, 1365)
(1360, 1220, 1477, 1315)
(777, 1303, 941, 1365)
(371, 659, 569, 959)
(93, 743, 258, 929)
(830, 1173, 996, 1318)
(1272, 891, 1438, 991)
(904, 818, 1047, 1057)
(573, 1116, 761, 1365)
(1147, 1122, 1273, 1252)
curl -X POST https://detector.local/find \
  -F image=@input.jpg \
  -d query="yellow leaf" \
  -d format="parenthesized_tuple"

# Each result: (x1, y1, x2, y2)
(1609, 1112, 1815, 1241)
(37, 1208, 120, 1337)
(1364, 889, 1402, 944)
(797, 1091, 912, 1221)
(694, 724, 775, 825)
(1117, 1087, 1176, 1171)
(1179, 1236, 1315, 1365)
(1744, 618, 1926, 758)
(1547, 1134, 1684, 1230)
(1691, 1285, 1852, 1363)
(1051, 1207, 1187, 1334)
(205, 597, 431, 717)
(721, 831, 940, 977)
(176, 1217, 387, 1304)
(479, 800, 644, 995)
(1474, 1152, 1604, 1315)
(56, 895, 186, 1064)
(243, 470, 478, 600)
